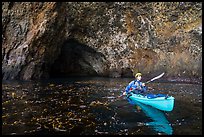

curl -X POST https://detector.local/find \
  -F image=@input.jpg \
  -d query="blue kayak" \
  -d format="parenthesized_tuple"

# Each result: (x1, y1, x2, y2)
(127, 93, 175, 111)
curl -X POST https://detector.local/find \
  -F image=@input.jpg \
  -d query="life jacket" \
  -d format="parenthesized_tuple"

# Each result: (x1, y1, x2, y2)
(125, 80, 146, 93)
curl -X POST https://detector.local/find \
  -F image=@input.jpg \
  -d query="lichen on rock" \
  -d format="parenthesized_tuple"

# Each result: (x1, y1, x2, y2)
(2, 2, 202, 80)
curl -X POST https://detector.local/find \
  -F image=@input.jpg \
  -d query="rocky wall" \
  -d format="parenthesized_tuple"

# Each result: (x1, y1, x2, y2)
(2, 2, 202, 80)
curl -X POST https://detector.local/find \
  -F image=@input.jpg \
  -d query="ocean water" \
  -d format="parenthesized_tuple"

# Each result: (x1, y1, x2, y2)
(2, 77, 202, 135)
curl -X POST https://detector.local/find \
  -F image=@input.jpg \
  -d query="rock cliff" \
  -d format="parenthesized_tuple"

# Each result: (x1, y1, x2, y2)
(2, 2, 202, 80)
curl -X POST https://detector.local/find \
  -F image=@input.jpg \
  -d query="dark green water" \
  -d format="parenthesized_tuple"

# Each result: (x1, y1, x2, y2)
(2, 77, 202, 135)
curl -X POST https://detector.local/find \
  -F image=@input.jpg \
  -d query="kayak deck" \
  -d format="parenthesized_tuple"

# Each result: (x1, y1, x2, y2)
(127, 93, 175, 111)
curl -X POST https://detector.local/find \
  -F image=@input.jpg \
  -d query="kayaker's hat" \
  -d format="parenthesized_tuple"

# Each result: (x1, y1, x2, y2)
(135, 73, 142, 78)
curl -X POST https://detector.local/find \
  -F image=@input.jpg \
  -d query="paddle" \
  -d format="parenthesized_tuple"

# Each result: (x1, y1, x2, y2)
(145, 72, 165, 84)
(118, 72, 165, 98)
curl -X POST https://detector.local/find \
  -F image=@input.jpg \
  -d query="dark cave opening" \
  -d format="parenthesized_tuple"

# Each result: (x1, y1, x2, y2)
(50, 39, 108, 78)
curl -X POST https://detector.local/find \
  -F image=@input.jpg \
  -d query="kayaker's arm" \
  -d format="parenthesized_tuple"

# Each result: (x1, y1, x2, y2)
(125, 81, 135, 93)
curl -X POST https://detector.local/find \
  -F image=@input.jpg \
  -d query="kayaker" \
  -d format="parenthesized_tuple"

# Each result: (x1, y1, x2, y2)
(124, 72, 147, 96)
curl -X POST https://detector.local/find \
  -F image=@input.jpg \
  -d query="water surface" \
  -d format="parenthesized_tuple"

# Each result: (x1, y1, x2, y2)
(2, 77, 202, 135)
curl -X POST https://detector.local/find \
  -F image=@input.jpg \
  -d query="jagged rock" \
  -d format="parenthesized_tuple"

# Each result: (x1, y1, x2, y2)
(2, 2, 202, 80)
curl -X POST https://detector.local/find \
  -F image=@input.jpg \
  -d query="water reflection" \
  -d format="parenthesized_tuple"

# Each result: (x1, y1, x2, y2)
(128, 98, 173, 135)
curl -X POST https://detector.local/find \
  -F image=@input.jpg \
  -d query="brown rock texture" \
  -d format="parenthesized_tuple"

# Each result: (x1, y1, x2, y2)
(2, 2, 69, 80)
(2, 2, 202, 80)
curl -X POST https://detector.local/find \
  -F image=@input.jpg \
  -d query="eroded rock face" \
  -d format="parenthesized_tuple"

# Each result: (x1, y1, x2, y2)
(2, 2, 69, 80)
(2, 2, 202, 80)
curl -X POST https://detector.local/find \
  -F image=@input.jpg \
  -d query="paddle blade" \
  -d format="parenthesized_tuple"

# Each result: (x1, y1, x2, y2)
(150, 72, 165, 82)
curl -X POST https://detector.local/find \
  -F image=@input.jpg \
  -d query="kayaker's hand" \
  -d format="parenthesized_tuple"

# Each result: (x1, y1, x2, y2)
(122, 92, 126, 96)
(142, 83, 145, 86)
